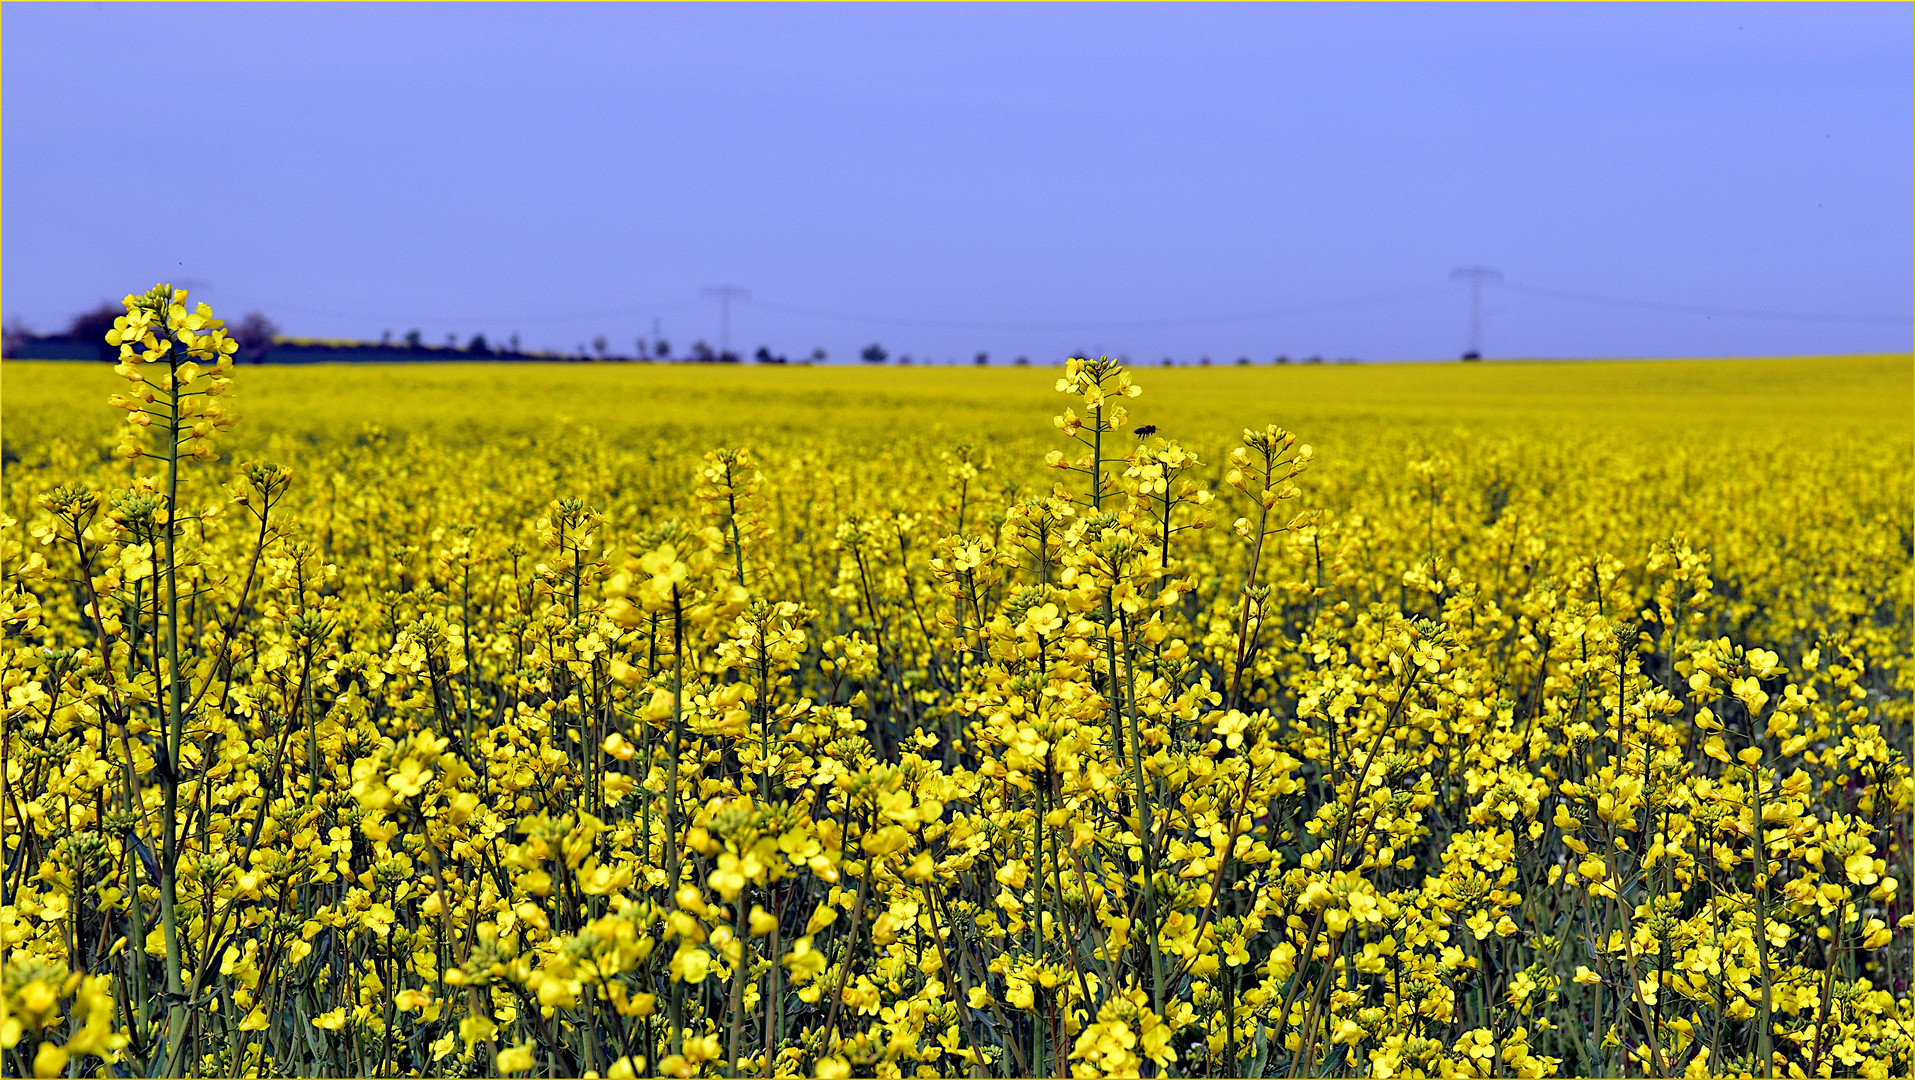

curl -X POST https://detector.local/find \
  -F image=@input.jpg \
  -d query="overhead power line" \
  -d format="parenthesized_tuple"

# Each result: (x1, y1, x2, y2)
(207, 279, 1911, 337)
(1502, 283, 1913, 324)
(225, 297, 703, 325)
(747, 285, 1445, 332)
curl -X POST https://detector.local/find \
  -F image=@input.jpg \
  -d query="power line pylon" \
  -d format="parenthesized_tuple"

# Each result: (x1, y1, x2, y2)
(701, 285, 751, 358)
(1449, 267, 1502, 359)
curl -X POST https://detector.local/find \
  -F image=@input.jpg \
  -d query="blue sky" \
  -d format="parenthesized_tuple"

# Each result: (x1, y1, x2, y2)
(5, 2, 1910, 362)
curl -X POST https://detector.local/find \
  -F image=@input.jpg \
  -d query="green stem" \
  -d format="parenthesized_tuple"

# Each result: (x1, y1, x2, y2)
(666, 589, 685, 1059)
(727, 890, 749, 1077)
(158, 334, 190, 1078)
(1749, 755, 1774, 1079)
(1120, 615, 1165, 1015)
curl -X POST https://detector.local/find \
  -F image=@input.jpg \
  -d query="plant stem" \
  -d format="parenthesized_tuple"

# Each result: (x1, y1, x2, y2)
(158, 331, 189, 1078)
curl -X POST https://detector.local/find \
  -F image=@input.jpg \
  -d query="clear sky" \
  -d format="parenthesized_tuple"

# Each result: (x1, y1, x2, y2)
(5, 2, 1911, 363)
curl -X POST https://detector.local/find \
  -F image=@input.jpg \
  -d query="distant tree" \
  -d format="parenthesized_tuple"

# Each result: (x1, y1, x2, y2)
(446, 333, 458, 348)
(1235, 356, 1251, 366)
(405, 329, 424, 350)
(754, 346, 789, 364)
(380, 330, 393, 346)
(860, 343, 888, 364)
(1160, 357, 1174, 367)
(593, 335, 609, 359)
(1274, 354, 1290, 365)
(691, 340, 715, 362)
(1303, 355, 1323, 365)
(718, 350, 740, 364)
(974, 351, 989, 366)
(509, 333, 522, 354)
(810, 347, 827, 363)
(1014, 356, 1030, 367)
(1198, 356, 1212, 367)
(3, 318, 34, 358)
(656, 339, 672, 359)
(234, 312, 280, 363)
(65, 302, 122, 344)
(898, 354, 914, 366)
(467, 333, 491, 355)
(63, 303, 123, 358)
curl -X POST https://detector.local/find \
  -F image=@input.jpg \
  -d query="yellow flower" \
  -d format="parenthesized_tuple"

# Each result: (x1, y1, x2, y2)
(495, 1042, 535, 1073)
(32, 1043, 68, 1079)
(671, 944, 711, 984)
(459, 1014, 497, 1049)
(1861, 918, 1892, 949)
(749, 905, 779, 937)
(1845, 852, 1880, 885)
(387, 757, 433, 799)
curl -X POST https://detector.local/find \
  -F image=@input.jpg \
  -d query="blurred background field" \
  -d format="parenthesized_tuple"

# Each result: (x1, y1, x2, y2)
(5, 353, 1908, 455)
(9, 354, 1908, 672)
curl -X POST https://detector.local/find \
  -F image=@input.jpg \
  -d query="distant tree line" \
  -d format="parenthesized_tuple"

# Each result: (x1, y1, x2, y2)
(5, 304, 280, 363)
(5, 302, 1363, 367)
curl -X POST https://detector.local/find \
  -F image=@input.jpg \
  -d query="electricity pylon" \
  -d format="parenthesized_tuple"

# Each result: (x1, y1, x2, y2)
(1449, 267, 1502, 359)
(701, 285, 752, 358)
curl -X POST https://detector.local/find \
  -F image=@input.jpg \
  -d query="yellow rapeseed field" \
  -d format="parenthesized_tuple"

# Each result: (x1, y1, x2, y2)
(1, 287, 1910, 1080)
